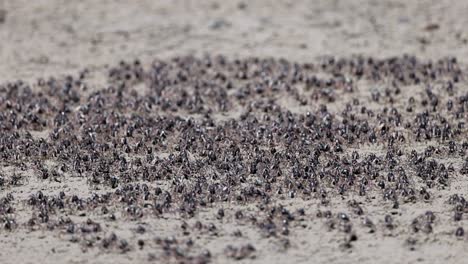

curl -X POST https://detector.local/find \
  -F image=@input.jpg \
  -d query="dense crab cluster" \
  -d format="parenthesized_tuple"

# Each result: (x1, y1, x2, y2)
(0, 55, 467, 262)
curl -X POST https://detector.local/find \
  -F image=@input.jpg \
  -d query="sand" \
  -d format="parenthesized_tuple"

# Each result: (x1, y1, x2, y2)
(0, 1, 468, 264)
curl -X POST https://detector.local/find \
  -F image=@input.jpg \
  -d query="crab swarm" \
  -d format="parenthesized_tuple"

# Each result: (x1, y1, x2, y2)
(0, 55, 467, 262)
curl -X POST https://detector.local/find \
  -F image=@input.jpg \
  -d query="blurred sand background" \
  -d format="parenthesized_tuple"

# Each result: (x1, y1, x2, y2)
(2, 0, 468, 83)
